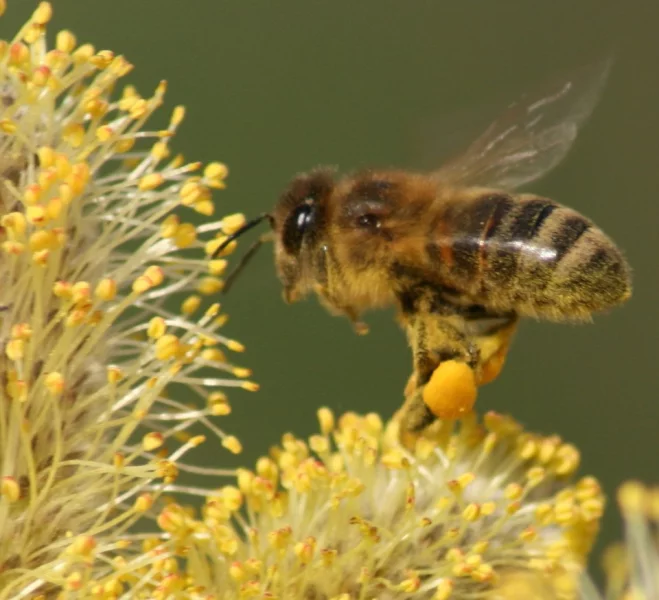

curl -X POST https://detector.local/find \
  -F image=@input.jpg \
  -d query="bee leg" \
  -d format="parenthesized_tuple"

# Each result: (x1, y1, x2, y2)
(398, 317, 479, 436)
(474, 318, 519, 385)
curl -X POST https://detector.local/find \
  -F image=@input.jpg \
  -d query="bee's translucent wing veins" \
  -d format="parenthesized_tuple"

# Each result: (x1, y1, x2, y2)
(432, 58, 612, 190)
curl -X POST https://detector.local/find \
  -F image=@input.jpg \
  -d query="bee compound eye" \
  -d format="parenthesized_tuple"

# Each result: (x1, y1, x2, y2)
(356, 213, 379, 229)
(283, 203, 315, 254)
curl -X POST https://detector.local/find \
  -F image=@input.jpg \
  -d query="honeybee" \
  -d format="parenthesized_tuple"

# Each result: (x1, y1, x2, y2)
(215, 60, 631, 435)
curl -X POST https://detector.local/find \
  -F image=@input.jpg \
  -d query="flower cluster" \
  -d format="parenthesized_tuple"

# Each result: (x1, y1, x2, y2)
(0, 3, 255, 596)
(0, 3, 652, 600)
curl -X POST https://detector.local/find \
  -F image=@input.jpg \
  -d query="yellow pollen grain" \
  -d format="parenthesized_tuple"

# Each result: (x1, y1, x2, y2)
(617, 480, 647, 514)
(6, 339, 25, 361)
(221, 213, 247, 235)
(138, 173, 165, 191)
(198, 276, 223, 295)
(56, 29, 76, 53)
(174, 222, 196, 248)
(26, 205, 48, 226)
(62, 123, 85, 148)
(145, 265, 165, 286)
(241, 381, 260, 392)
(143, 432, 164, 451)
(1, 477, 20, 503)
(1, 241, 22, 255)
(0, 118, 16, 134)
(45, 372, 65, 396)
(8, 42, 28, 65)
(32, 2, 53, 25)
(227, 339, 245, 352)
(317, 407, 335, 434)
(32, 249, 49, 266)
(201, 348, 226, 362)
(2, 212, 27, 237)
(11, 324, 32, 341)
(209, 258, 228, 276)
(0, 1, 6, 17)
(205, 161, 229, 181)
(24, 184, 43, 206)
(134, 493, 154, 512)
(170, 105, 186, 127)
(193, 198, 215, 216)
(32, 65, 51, 87)
(232, 367, 252, 378)
(53, 280, 72, 299)
(161, 214, 180, 238)
(181, 295, 201, 315)
(505, 482, 523, 501)
(132, 275, 152, 294)
(205, 237, 236, 257)
(46, 197, 64, 220)
(29, 231, 56, 252)
(155, 334, 180, 361)
(147, 317, 167, 339)
(71, 281, 91, 304)
(222, 436, 243, 454)
(94, 278, 117, 301)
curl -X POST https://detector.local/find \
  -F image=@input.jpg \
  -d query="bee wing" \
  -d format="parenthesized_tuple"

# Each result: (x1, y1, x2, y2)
(432, 59, 612, 190)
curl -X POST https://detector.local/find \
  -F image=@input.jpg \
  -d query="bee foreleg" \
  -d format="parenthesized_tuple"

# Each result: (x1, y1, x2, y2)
(398, 316, 479, 436)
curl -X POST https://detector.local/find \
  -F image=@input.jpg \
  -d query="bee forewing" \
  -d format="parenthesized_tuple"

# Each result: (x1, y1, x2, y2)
(432, 58, 612, 190)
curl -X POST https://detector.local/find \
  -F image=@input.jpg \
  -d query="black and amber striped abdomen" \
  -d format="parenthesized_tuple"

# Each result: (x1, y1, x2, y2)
(427, 192, 631, 320)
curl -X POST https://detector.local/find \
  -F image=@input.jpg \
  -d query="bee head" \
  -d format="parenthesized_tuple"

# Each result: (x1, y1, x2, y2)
(272, 168, 335, 302)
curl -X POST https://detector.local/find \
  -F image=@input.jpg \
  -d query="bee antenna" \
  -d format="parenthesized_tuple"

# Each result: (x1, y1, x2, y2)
(211, 213, 273, 259)
(221, 232, 273, 295)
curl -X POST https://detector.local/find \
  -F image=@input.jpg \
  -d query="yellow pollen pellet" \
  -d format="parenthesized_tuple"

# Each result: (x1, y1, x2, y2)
(174, 223, 196, 248)
(71, 281, 91, 304)
(6, 339, 25, 361)
(56, 29, 76, 53)
(221, 213, 246, 235)
(155, 334, 180, 361)
(145, 265, 165, 286)
(198, 277, 223, 295)
(143, 432, 164, 451)
(147, 317, 166, 339)
(94, 278, 117, 301)
(1, 477, 19, 502)
(45, 372, 65, 396)
(181, 295, 201, 315)
(161, 214, 180, 238)
(138, 173, 165, 191)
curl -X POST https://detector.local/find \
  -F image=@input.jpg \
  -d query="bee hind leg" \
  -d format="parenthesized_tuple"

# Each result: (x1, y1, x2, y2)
(397, 317, 480, 438)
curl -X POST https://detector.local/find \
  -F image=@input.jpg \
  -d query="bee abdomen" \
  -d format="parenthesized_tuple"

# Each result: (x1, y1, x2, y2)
(429, 193, 631, 319)
(485, 196, 631, 319)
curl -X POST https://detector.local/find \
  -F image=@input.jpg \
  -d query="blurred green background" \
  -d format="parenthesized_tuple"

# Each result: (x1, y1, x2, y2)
(5, 0, 658, 577)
